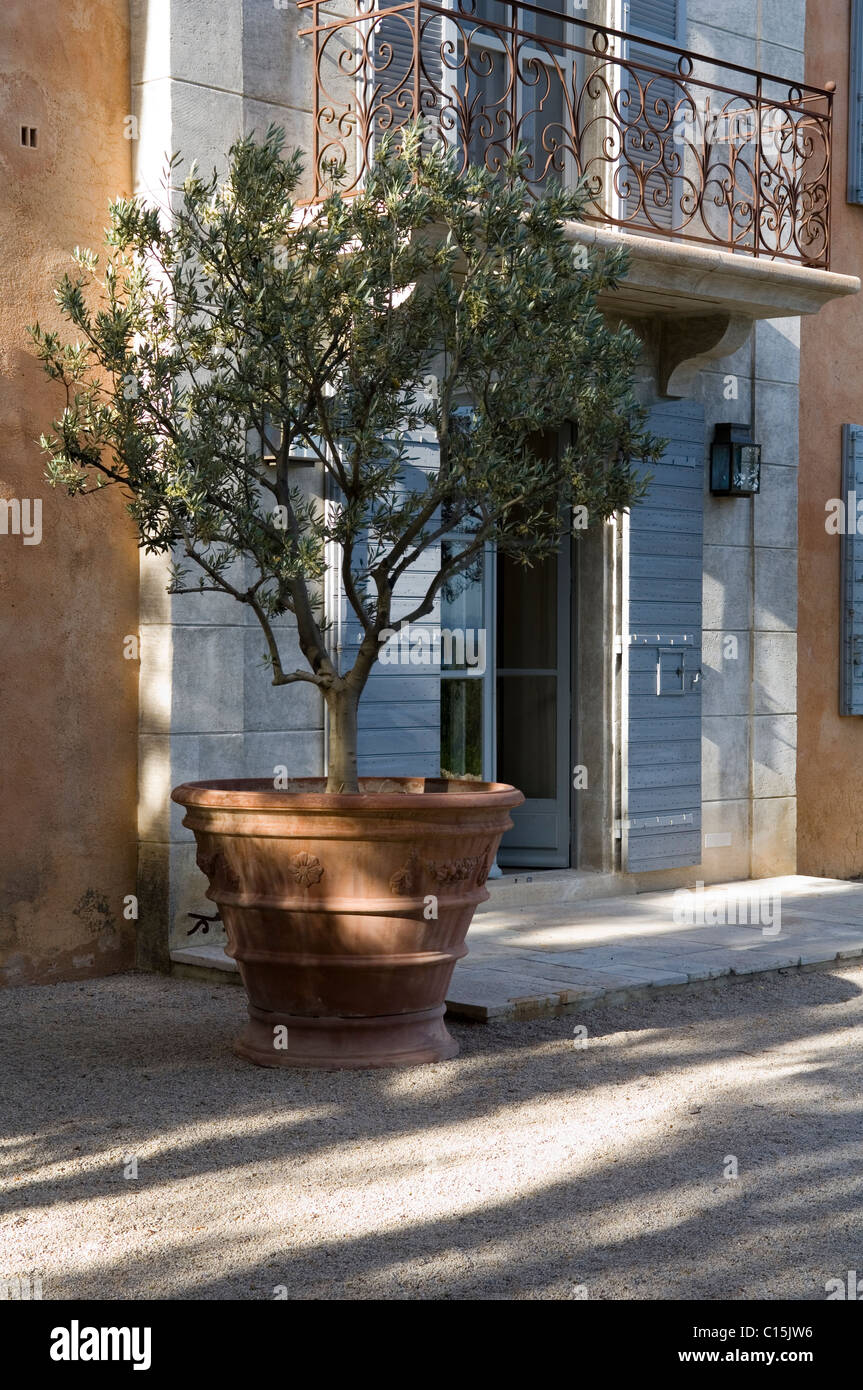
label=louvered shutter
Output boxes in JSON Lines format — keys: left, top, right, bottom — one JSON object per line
{"left": 623, "top": 0, "right": 686, "bottom": 232}
{"left": 623, "top": 398, "right": 704, "bottom": 872}
{"left": 840, "top": 425, "right": 863, "bottom": 713}
{"left": 627, "top": 0, "right": 682, "bottom": 34}
{"left": 849, "top": 1, "right": 863, "bottom": 203}
{"left": 373, "top": 1, "right": 443, "bottom": 146}
{"left": 351, "top": 417, "right": 443, "bottom": 777}
{"left": 340, "top": 5, "right": 446, "bottom": 771}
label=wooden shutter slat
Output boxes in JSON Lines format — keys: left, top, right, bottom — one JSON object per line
{"left": 840, "top": 424, "right": 863, "bottom": 713}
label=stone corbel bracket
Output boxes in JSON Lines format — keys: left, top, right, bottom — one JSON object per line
{"left": 656, "top": 312, "right": 754, "bottom": 399}
{"left": 562, "top": 220, "right": 859, "bottom": 399}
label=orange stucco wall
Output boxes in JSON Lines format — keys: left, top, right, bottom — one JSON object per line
{"left": 0, "top": 2, "right": 139, "bottom": 982}
{"left": 799, "top": 0, "right": 863, "bottom": 875}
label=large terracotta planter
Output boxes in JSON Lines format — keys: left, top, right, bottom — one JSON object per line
{"left": 171, "top": 777, "right": 523, "bottom": 1069}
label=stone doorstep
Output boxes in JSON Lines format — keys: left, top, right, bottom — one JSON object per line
{"left": 169, "top": 941, "right": 863, "bottom": 1024}
{"left": 167, "top": 878, "right": 863, "bottom": 1020}
{"left": 480, "top": 869, "right": 633, "bottom": 911}
{"left": 171, "top": 943, "right": 241, "bottom": 986}
{"left": 446, "top": 950, "right": 863, "bottom": 1020}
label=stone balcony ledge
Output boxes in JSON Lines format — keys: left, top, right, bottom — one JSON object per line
{"left": 568, "top": 221, "right": 860, "bottom": 323}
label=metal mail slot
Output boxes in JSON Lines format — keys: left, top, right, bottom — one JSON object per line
{"left": 657, "top": 646, "right": 687, "bottom": 696}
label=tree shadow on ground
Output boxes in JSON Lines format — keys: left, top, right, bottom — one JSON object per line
{"left": 2, "top": 966, "right": 863, "bottom": 1299}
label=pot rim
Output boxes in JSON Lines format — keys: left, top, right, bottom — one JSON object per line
{"left": 171, "top": 776, "right": 524, "bottom": 812}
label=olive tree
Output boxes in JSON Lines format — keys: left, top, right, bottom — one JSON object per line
{"left": 30, "top": 123, "right": 657, "bottom": 792}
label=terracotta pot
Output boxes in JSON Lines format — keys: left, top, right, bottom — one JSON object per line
{"left": 171, "top": 777, "right": 523, "bottom": 1069}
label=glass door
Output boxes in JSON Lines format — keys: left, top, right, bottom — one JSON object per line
{"left": 440, "top": 540, "right": 495, "bottom": 780}
{"left": 438, "top": 531, "right": 572, "bottom": 866}
{"left": 496, "top": 539, "right": 572, "bottom": 866}
{"left": 454, "top": 0, "right": 581, "bottom": 191}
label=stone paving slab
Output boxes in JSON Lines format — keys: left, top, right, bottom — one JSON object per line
{"left": 170, "top": 875, "right": 863, "bottom": 1023}
{"left": 447, "top": 875, "right": 863, "bottom": 1020}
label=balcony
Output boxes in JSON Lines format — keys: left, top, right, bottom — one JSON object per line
{"left": 298, "top": 0, "right": 835, "bottom": 270}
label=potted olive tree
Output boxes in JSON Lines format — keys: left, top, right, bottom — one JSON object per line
{"left": 30, "top": 125, "right": 655, "bottom": 1068}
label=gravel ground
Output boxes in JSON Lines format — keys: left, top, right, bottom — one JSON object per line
{"left": 2, "top": 965, "right": 863, "bottom": 1300}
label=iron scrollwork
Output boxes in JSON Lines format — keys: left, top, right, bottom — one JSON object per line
{"left": 298, "top": 0, "right": 831, "bottom": 269}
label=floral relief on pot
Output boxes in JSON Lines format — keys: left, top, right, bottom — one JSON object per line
{"left": 196, "top": 850, "right": 241, "bottom": 893}
{"left": 389, "top": 844, "right": 494, "bottom": 895}
{"left": 288, "top": 851, "right": 324, "bottom": 887}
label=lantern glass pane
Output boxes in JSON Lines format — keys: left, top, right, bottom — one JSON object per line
{"left": 711, "top": 442, "right": 731, "bottom": 492}
{"left": 733, "top": 444, "right": 761, "bottom": 493}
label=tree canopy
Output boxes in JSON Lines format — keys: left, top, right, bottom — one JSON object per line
{"left": 30, "top": 122, "right": 658, "bottom": 790}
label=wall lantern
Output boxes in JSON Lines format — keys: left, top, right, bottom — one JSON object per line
{"left": 710, "top": 422, "right": 761, "bottom": 496}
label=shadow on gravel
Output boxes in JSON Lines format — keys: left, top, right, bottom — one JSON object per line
{"left": 2, "top": 966, "right": 862, "bottom": 1299}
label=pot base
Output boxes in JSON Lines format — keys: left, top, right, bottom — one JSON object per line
{"left": 234, "top": 1003, "right": 459, "bottom": 1070}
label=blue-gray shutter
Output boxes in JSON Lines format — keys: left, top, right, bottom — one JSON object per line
{"left": 351, "top": 435, "right": 443, "bottom": 777}
{"left": 840, "top": 424, "right": 863, "bottom": 713}
{"left": 374, "top": 1, "right": 443, "bottom": 145}
{"left": 624, "top": 398, "right": 704, "bottom": 872}
{"left": 849, "top": 1, "right": 863, "bottom": 203}
{"left": 626, "top": 0, "right": 683, "bottom": 38}
{"left": 623, "top": 0, "right": 687, "bottom": 232}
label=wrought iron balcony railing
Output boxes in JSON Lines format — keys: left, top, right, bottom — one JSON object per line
{"left": 297, "top": 0, "right": 833, "bottom": 269}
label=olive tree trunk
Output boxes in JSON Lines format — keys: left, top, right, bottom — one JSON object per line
{"left": 325, "top": 686, "right": 361, "bottom": 794}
